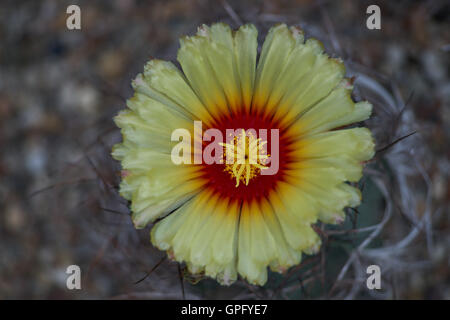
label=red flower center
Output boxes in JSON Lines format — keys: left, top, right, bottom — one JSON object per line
{"left": 199, "top": 109, "right": 292, "bottom": 202}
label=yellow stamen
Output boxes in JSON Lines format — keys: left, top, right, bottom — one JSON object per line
{"left": 219, "top": 129, "right": 269, "bottom": 187}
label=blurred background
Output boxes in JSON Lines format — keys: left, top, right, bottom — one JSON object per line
{"left": 0, "top": 0, "right": 448, "bottom": 299}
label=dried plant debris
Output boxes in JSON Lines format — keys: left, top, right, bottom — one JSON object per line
{"left": 0, "top": 0, "right": 448, "bottom": 299}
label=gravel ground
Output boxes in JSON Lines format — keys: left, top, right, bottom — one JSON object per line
{"left": 0, "top": 0, "right": 448, "bottom": 299}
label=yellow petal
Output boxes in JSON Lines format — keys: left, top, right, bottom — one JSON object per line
{"left": 290, "top": 86, "right": 372, "bottom": 136}
{"left": 253, "top": 24, "right": 296, "bottom": 111}
{"left": 234, "top": 24, "right": 258, "bottom": 111}
{"left": 138, "top": 59, "right": 214, "bottom": 125}
{"left": 291, "top": 127, "right": 375, "bottom": 163}
{"left": 177, "top": 35, "right": 228, "bottom": 119}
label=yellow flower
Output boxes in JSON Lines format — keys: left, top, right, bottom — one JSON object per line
{"left": 112, "top": 23, "right": 375, "bottom": 286}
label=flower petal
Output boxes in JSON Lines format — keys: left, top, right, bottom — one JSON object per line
{"left": 234, "top": 24, "right": 258, "bottom": 112}
{"left": 253, "top": 24, "right": 296, "bottom": 111}
{"left": 289, "top": 85, "right": 372, "bottom": 136}
{"left": 137, "top": 59, "right": 215, "bottom": 125}
{"left": 177, "top": 34, "right": 229, "bottom": 120}
{"left": 290, "top": 127, "right": 375, "bottom": 163}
